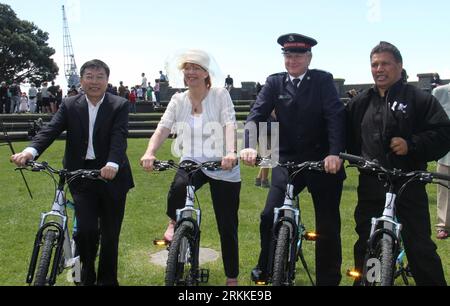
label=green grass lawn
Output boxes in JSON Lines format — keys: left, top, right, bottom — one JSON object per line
{"left": 0, "top": 139, "right": 448, "bottom": 286}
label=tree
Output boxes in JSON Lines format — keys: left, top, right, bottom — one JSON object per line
{"left": 0, "top": 4, "right": 59, "bottom": 85}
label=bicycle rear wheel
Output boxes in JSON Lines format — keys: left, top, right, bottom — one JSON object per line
{"left": 165, "top": 222, "right": 198, "bottom": 286}
{"left": 272, "top": 223, "right": 292, "bottom": 286}
{"left": 34, "top": 230, "right": 57, "bottom": 286}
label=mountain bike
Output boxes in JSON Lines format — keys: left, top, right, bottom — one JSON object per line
{"left": 18, "top": 160, "right": 106, "bottom": 286}
{"left": 253, "top": 158, "right": 323, "bottom": 286}
{"left": 340, "top": 152, "right": 450, "bottom": 286}
{"left": 152, "top": 159, "right": 224, "bottom": 286}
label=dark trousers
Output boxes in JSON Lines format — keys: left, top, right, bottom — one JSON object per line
{"left": 166, "top": 168, "right": 241, "bottom": 278}
{"left": 354, "top": 173, "right": 447, "bottom": 286}
{"left": 0, "top": 97, "right": 9, "bottom": 113}
{"left": 154, "top": 92, "right": 161, "bottom": 105}
{"left": 70, "top": 164, "right": 127, "bottom": 286}
{"left": 258, "top": 166, "right": 343, "bottom": 286}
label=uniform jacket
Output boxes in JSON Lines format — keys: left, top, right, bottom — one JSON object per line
{"left": 346, "top": 80, "right": 450, "bottom": 171}
{"left": 31, "top": 92, "right": 134, "bottom": 192}
{"left": 247, "top": 69, "right": 346, "bottom": 164}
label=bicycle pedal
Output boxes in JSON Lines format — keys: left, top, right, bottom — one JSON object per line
{"left": 153, "top": 238, "right": 170, "bottom": 246}
{"left": 199, "top": 268, "right": 209, "bottom": 283}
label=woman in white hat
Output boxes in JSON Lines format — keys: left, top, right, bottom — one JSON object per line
{"left": 140, "top": 49, "right": 240, "bottom": 286}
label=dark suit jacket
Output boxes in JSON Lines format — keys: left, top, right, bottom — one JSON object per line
{"left": 247, "top": 70, "right": 346, "bottom": 166}
{"left": 31, "top": 92, "right": 134, "bottom": 192}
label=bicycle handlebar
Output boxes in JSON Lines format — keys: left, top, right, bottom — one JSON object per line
{"left": 255, "top": 157, "right": 324, "bottom": 172}
{"left": 339, "top": 152, "right": 450, "bottom": 183}
{"left": 20, "top": 160, "right": 106, "bottom": 182}
{"left": 153, "top": 160, "right": 224, "bottom": 172}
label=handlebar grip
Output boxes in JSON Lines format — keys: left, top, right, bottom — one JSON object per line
{"left": 339, "top": 153, "right": 366, "bottom": 164}
{"left": 432, "top": 171, "right": 450, "bottom": 182}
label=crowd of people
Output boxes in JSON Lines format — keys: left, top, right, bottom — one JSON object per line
{"left": 0, "top": 81, "right": 64, "bottom": 114}
{"left": 0, "top": 70, "right": 170, "bottom": 115}
{"left": 9, "top": 33, "right": 450, "bottom": 287}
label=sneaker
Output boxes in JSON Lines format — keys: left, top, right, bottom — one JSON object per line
{"left": 163, "top": 219, "right": 176, "bottom": 242}
{"left": 436, "top": 229, "right": 449, "bottom": 240}
{"left": 255, "top": 178, "right": 261, "bottom": 186}
{"left": 261, "top": 179, "right": 270, "bottom": 188}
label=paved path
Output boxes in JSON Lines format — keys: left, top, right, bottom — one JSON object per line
{"left": 150, "top": 247, "right": 220, "bottom": 267}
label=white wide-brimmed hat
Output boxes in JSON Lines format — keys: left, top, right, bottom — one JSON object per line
{"left": 177, "top": 49, "right": 211, "bottom": 72}
{"left": 165, "top": 48, "right": 224, "bottom": 89}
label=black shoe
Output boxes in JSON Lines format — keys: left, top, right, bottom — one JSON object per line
{"left": 251, "top": 267, "right": 268, "bottom": 283}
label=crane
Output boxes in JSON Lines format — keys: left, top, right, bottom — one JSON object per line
{"left": 62, "top": 5, "right": 80, "bottom": 88}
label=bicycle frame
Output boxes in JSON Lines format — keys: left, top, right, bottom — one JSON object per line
{"left": 154, "top": 160, "right": 225, "bottom": 285}
{"left": 340, "top": 152, "right": 450, "bottom": 286}
{"left": 26, "top": 175, "right": 79, "bottom": 285}
{"left": 22, "top": 161, "right": 103, "bottom": 286}
{"left": 262, "top": 159, "right": 322, "bottom": 286}
{"left": 174, "top": 184, "right": 201, "bottom": 275}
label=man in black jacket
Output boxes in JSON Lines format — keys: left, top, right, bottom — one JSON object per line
{"left": 11, "top": 59, "right": 134, "bottom": 286}
{"left": 346, "top": 41, "right": 450, "bottom": 285}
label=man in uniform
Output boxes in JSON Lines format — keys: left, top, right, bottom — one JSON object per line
{"left": 241, "top": 33, "right": 346, "bottom": 285}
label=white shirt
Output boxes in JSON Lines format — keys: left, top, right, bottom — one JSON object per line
{"left": 288, "top": 71, "right": 307, "bottom": 87}
{"left": 158, "top": 87, "right": 240, "bottom": 182}
{"left": 25, "top": 94, "right": 119, "bottom": 170}
{"left": 85, "top": 95, "right": 103, "bottom": 160}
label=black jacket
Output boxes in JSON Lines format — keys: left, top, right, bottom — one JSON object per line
{"left": 346, "top": 80, "right": 450, "bottom": 171}
{"left": 31, "top": 92, "right": 134, "bottom": 192}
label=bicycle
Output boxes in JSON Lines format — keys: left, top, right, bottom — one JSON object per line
{"left": 340, "top": 152, "right": 450, "bottom": 286}
{"left": 152, "top": 159, "right": 225, "bottom": 286}
{"left": 18, "top": 160, "right": 106, "bottom": 286}
{"left": 252, "top": 158, "right": 324, "bottom": 286}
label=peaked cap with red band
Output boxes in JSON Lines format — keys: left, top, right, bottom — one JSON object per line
{"left": 277, "top": 33, "right": 318, "bottom": 53}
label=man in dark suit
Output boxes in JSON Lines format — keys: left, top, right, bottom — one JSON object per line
{"left": 11, "top": 59, "right": 134, "bottom": 286}
{"left": 241, "top": 33, "right": 346, "bottom": 285}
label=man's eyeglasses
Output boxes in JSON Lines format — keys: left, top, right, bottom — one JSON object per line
{"left": 82, "top": 74, "right": 107, "bottom": 82}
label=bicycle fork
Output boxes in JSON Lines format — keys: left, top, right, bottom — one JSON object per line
{"left": 364, "top": 192, "right": 402, "bottom": 284}
{"left": 270, "top": 184, "right": 299, "bottom": 285}
{"left": 175, "top": 185, "right": 208, "bottom": 284}
{"left": 26, "top": 188, "right": 78, "bottom": 285}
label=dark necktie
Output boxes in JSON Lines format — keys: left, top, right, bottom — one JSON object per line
{"left": 292, "top": 78, "right": 300, "bottom": 88}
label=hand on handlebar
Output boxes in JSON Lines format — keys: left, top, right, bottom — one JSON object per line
{"left": 324, "top": 155, "right": 342, "bottom": 174}
{"left": 140, "top": 153, "right": 157, "bottom": 172}
{"left": 10, "top": 151, "right": 33, "bottom": 167}
{"left": 239, "top": 148, "right": 258, "bottom": 166}
{"left": 222, "top": 152, "right": 237, "bottom": 170}
{"left": 100, "top": 165, "right": 118, "bottom": 180}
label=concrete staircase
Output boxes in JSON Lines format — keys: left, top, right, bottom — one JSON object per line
{"left": 0, "top": 100, "right": 253, "bottom": 141}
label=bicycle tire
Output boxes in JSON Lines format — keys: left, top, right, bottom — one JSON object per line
{"left": 272, "top": 223, "right": 291, "bottom": 286}
{"left": 34, "top": 230, "right": 57, "bottom": 286}
{"left": 165, "top": 222, "right": 197, "bottom": 286}
{"left": 378, "top": 238, "right": 394, "bottom": 286}
{"left": 367, "top": 238, "right": 394, "bottom": 286}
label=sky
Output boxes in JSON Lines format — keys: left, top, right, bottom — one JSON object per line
{"left": 2, "top": 0, "right": 450, "bottom": 91}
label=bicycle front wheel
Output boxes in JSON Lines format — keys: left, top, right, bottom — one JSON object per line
{"left": 165, "top": 222, "right": 197, "bottom": 286}
{"left": 366, "top": 238, "right": 394, "bottom": 286}
{"left": 34, "top": 230, "right": 57, "bottom": 286}
{"left": 272, "top": 223, "right": 292, "bottom": 286}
